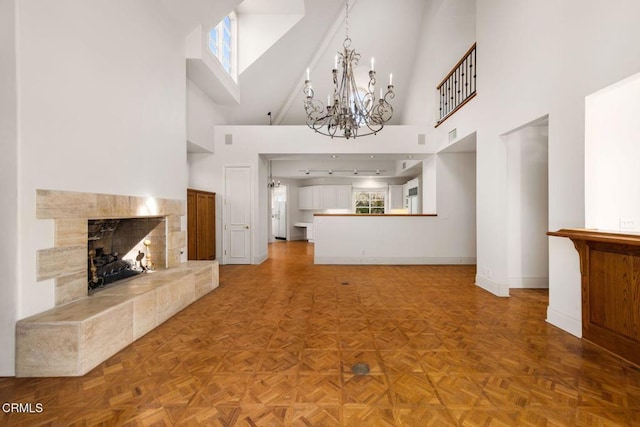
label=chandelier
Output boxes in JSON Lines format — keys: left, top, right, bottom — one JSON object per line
{"left": 303, "top": 0, "right": 394, "bottom": 139}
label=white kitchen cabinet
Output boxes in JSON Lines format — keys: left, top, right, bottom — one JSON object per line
{"left": 336, "top": 185, "right": 352, "bottom": 209}
{"left": 312, "top": 186, "right": 322, "bottom": 209}
{"left": 298, "top": 186, "right": 313, "bottom": 210}
{"left": 299, "top": 185, "right": 353, "bottom": 210}
{"left": 321, "top": 185, "right": 337, "bottom": 208}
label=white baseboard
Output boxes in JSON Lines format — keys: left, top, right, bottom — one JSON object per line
{"left": 508, "top": 276, "right": 549, "bottom": 289}
{"left": 314, "top": 257, "right": 362, "bottom": 264}
{"left": 475, "top": 274, "right": 510, "bottom": 297}
{"left": 314, "top": 256, "right": 476, "bottom": 265}
{"left": 254, "top": 253, "right": 268, "bottom": 264}
{"left": 546, "top": 307, "right": 581, "bottom": 337}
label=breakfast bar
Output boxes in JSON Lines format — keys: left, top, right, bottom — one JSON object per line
{"left": 313, "top": 213, "right": 476, "bottom": 265}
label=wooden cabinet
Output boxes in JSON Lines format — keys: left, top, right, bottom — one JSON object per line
{"left": 548, "top": 228, "right": 640, "bottom": 366}
{"left": 187, "top": 189, "right": 216, "bottom": 260}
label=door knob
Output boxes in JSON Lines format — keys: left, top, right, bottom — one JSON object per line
{"left": 245, "top": 225, "right": 250, "bottom": 229}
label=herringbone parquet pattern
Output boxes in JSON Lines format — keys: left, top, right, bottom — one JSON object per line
{"left": 2, "top": 241, "right": 640, "bottom": 426}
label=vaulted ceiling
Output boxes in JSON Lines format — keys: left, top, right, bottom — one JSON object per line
{"left": 162, "top": 0, "right": 428, "bottom": 127}
{"left": 161, "top": 0, "right": 454, "bottom": 179}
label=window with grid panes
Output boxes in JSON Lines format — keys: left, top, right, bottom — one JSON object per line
{"left": 208, "top": 14, "right": 235, "bottom": 76}
{"left": 354, "top": 191, "right": 386, "bottom": 214}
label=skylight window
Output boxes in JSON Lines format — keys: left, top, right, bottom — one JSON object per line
{"left": 208, "top": 13, "right": 236, "bottom": 80}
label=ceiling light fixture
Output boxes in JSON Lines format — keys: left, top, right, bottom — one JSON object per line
{"left": 267, "top": 160, "right": 280, "bottom": 188}
{"left": 299, "top": 168, "right": 386, "bottom": 175}
{"left": 303, "top": 0, "right": 394, "bottom": 139}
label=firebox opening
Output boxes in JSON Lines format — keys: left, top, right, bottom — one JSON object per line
{"left": 87, "top": 217, "right": 166, "bottom": 292}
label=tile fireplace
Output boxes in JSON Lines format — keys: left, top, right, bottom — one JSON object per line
{"left": 16, "top": 189, "right": 219, "bottom": 377}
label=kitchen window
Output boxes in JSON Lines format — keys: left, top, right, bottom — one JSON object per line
{"left": 354, "top": 191, "right": 386, "bottom": 214}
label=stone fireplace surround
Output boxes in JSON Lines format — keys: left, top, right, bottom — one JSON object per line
{"left": 15, "top": 190, "right": 219, "bottom": 377}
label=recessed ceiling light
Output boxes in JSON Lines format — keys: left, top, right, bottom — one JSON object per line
{"left": 369, "top": 155, "right": 375, "bottom": 159}
{"left": 331, "top": 155, "right": 338, "bottom": 159}
{"left": 407, "top": 155, "right": 413, "bottom": 159}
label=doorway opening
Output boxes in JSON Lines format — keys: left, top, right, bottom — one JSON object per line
{"left": 271, "top": 185, "right": 287, "bottom": 241}
{"left": 504, "top": 115, "right": 549, "bottom": 289}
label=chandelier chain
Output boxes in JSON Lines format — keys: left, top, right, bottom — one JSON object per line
{"left": 345, "top": 0, "right": 349, "bottom": 40}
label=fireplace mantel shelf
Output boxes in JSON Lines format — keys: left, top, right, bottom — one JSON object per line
{"left": 16, "top": 261, "right": 219, "bottom": 377}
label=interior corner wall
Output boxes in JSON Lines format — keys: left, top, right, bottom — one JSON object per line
{"left": 422, "top": 156, "right": 437, "bottom": 213}
{"left": 506, "top": 125, "right": 549, "bottom": 289}
{"left": 0, "top": 0, "right": 19, "bottom": 376}
{"left": 404, "top": 0, "right": 640, "bottom": 334}
{"left": 206, "top": 125, "right": 424, "bottom": 264}
{"left": 12, "top": 0, "right": 189, "bottom": 374}
{"left": 402, "top": 0, "right": 476, "bottom": 131}
{"left": 482, "top": 0, "right": 640, "bottom": 332}
{"left": 187, "top": 78, "right": 229, "bottom": 153}
{"left": 285, "top": 180, "right": 305, "bottom": 241}
{"left": 435, "top": 153, "right": 476, "bottom": 260}
{"left": 257, "top": 156, "right": 268, "bottom": 263}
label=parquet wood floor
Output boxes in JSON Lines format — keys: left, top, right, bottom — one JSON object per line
{"left": 2, "top": 241, "right": 640, "bottom": 426}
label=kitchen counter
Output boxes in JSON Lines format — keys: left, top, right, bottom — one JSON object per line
{"left": 314, "top": 214, "right": 437, "bottom": 217}
{"left": 313, "top": 214, "right": 474, "bottom": 265}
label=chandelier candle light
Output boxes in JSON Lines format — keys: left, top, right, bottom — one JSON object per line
{"left": 303, "top": 0, "right": 394, "bottom": 139}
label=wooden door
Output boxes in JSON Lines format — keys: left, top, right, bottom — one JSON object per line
{"left": 187, "top": 189, "right": 216, "bottom": 261}
{"left": 196, "top": 192, "right": 215, "bottom": 260}
{"left": 187, "top": 190, "right": 198, "bottom": 260}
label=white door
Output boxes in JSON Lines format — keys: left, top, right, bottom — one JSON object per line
{"left": 224, "top": 166, "right": 252, "bottom": 264}
{"left": 275, "top": 201, "right": 287, "bottom": 238}
{"left": 271, "top": 186, "right": 287, "bottom": 240}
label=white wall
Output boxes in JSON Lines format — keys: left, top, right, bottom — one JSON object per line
{"left": 585, "top": 72, "right": 640, "bottom": 231}
{"left": 403, "top": 0, "right": 640, "bottom": 335}
{"left": 435, "top": 153, "right": 476, "bottom": 259}
{"left": 188, "top": 125, "right": 427, "bottom": 262}
{"left": 403, "top": 0, "right": 476, "bottom": 133}
{"left": 238, "top": 12, "right": 304, "bottom": 74}
{"left": 422, "top": 156, "right": 437, "bottom": 213}
{"left": 506, "top": 124, "right": 549, "bottom": 289}
{"left": 257, "top": 155, "right": 269, "bottom": 262}
{"left": 314, "top": 215, "right": 475, "bottom": 264}
{"left": 187, "top": 78, "right": 229, "bottom": 152}
{"left": 0, "top": 0, "right": 19, "bottom": 376}
{"left": 3, "top": 0, "right": 191, "bottom": 375}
